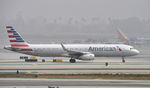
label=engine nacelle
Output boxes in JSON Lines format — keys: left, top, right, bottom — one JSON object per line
{"left": 78, "top": 53, "right": 95, "bottom": 60}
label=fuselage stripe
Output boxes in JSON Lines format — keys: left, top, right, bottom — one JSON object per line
{"left": 20, "top": 49, "right": 32, "bottom": 51}
{"left": 11, "top": 44, "right": 29, "bottom": 47}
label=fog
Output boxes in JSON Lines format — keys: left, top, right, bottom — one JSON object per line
{"left": 1, "top": 0, "right": 150, "bottom": 19}
{"left": 0, "top": 0, "right": 150, "bottom": 47}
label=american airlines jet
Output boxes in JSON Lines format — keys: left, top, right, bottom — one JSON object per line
{"left": 4, "top": 26, "right": 139, "bottom": 63}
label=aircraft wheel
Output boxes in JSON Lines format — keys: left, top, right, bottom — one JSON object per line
{"left": 122, "top": 57, "right": 125, "bottom": 63}
{"left": 70, "top": 59, "right": 76, "bottom": 63}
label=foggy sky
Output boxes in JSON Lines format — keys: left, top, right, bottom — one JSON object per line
{"left": 0, "top": 0, "right": 150, "bottom": 20}
{"left": 0, "top": 0, "right": 150, "bottom": 47}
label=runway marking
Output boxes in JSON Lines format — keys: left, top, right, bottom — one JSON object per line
{"left": 32, "top": 63, "right": 37, "bottom": 66}
{"left": 1, "top": 68, "right": 150, "bottom": 70}
{"left": 26, "top": 71, "right": 32, "bottom": 74}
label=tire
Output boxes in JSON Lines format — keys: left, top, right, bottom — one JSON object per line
{"left": 122, "top": 59, "right": 125, "bottom": 63}
{"left": 70, "top": 59, "right": 76, "bottom": 63}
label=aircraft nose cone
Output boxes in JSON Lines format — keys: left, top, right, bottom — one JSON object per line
{"left": 133, "top": 49, "right": 140, "bottom": 55}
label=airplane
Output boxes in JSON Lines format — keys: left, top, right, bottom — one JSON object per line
{"left": 117, "top": 28, "right": 150, "bottom": 44}
{"left": 4, "top": 26, "right": 139, "bottom": 63}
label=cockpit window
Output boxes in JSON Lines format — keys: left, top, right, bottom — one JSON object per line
{"left": 130, "top": 48, "right": 133, "bottom": 50}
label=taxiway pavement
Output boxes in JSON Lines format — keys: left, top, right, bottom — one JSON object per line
{"left": 0, "top": 78, "right": 150, "bottom": 87}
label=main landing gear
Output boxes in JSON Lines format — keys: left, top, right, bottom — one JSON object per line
{"left": 70, "top": 58, "right": 76, "bottom": 63}
{"left": 122, "top": 57, "right": 125, "bottom": 63}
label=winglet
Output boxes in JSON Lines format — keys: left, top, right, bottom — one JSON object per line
{"left": 61, "top": 43, "right": 68, "bottom": 51}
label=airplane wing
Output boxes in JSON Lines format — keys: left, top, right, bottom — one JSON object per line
{"left": 61, "top": 43, "right": 88, "bottom": 57}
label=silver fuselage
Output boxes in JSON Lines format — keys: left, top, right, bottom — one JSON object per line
{"left": 5, "top": 44, "right": 139, "bottom": 57}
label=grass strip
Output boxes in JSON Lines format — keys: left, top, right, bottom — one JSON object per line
{"left": 0, "top": 73, "right": 150, "bottom": 80}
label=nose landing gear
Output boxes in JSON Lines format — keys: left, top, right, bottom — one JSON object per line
{"left": 122, "top": 57, "right": 125, "bottom": 63}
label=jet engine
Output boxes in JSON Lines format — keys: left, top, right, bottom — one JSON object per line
{"left": 78, "top": 53, "right": 95, "bottom": 60}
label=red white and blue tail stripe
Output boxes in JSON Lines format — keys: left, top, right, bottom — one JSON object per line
{"left": 6, "top": 26, "right": 29, "bottom": 47}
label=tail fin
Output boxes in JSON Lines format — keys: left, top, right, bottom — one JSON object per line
{"left": 117, "top": 28, "right": 130, "bottom": 45}
{"left": 6, "top": 26, "right": 29, "bottom": 47}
